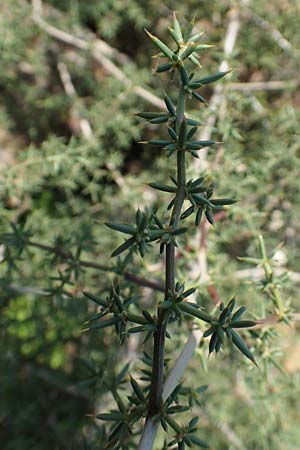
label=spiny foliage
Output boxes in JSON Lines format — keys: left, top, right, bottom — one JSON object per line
{"left": 1, "top": 2, "right": 299, "bottom": 450}
{"left": 78, "top": 14, "right": 259, "bottom": 449}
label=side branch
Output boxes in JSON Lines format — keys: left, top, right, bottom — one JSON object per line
{"left": 27, "top": 239, "right": 164, "bottom": 291}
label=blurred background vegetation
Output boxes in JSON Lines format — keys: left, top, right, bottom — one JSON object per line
{"left": 0, "top": 1, "right": 299, "bottom": 449}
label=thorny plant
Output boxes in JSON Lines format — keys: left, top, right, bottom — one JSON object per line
{"left": 0, "top": 12, "right": 293, "bottom": 450}
{"left": 84, "top": 14, "right": 259, "bottom": 450}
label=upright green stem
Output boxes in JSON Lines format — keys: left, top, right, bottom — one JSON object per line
{"left": 175, "top": 84, "right": 186, "bottom": 131}
{"left": 148, "top": 83, "right": 186, "bottom": 417}
{"left": 273, "top": 287, "right": 285, "bottom": 317}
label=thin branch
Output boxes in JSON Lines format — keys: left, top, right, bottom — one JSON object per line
{"left": 57, "top": 61, "right": 93, "bottom": 139}
{"left": 35, "top": 0, "right": 132, "bottom": 66}
{"left": 6, "top": 283, "right": 50, "bottom": 296}
{"left": 31, "top": 0, "right": 164, "bottom": 109}
{"left": 123, "top": 272, "right": 163, "bottom": 292}
{"left": 190, "top": 7, "right": 241, "bottom": 286}
{"left": 235, "top": 267, "right": 300, "bottom": 282}
{"left": 229, "top": 79, "right": 300, "bottom": 91}
{"left": 32, "top": 0, "right": 88, "bottom": 50}
{"left": 194, "top": 7, "right": 240, "bottom": 172}
{"left": 201, "top": 406, "right": 247, "bottom": 450}
{"left": 57, "top": 61, "right": 77, "bottom": 97}
{"left": 27, "top": 239, "right": 164, "bottom": 291}
{"left": 241, "top": 5, "right": 294, "bottom": 53}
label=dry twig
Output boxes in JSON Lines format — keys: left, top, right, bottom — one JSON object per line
{"left": 31, "top": 0, "right": 164, "bottom": 109}
{"left": 241, "top": 5, "right": 294, "bottom": 53}
{"left": 57, "top": 61, "right": 93, "bottom": 139}
{"left": 229, "top": 79, "right": 300, "bottom": 91}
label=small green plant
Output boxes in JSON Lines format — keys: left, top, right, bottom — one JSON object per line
{"left": 83, "top": 14, "right": 259, "bottom": 450}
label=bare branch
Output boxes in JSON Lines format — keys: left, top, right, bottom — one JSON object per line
{"left": 202, "top": 407, "right": 247, "bottom": 450}
{"left": 31, "top": 0, "right": 164, "bottom": 109}
{"left": 189, "top": 7, "right": 241, "bottom": 285}
{"left": 194, "top": 7, "right": 240, "bottom": 171}
{"left": 57, "top": 61, "right": 77, "bottom": 97}
{"left": 27, "top": 239, "right": 164, "bottom": 291}
{"left": 57, "top": 61, "right": 93, "bottom": 139}
{"left": 6, "top": 283, "right": 50, "bottom": 296}
{"left": 241, "top": 5, "right": 294, "bottom": 53}
{"left": 32, "top": 0, "right": 88, "bottom": 50}
{"left": 229, "top": 79, "right": 300, "bottom": 91}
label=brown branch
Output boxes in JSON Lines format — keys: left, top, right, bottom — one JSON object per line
{"left": 207, "top": 285, "right": 221, "bottom": 305}
{"left": 27, "top": 239, "right": 164, "bottom": 291}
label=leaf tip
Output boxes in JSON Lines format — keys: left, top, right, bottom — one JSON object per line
{"left": 144, "top": 28, "right": 154, "bottom": 40}
{"left": 252, "top": 358, "right": 260, "bottom": 369}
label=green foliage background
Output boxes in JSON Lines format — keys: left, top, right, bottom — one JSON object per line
{"left": 0, "top": 1, "right": 299, "bottom": 449}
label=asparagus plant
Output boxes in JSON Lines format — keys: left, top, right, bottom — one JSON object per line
{"left": 0, "top": 6, "right": 292, "bottom": 450}
{"left": 80, "top": 14, "right": 261, "bottom": 450}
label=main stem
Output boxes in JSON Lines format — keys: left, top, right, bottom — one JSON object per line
{"left": 148, "top": 84, "right": 186, "bottom": 417}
